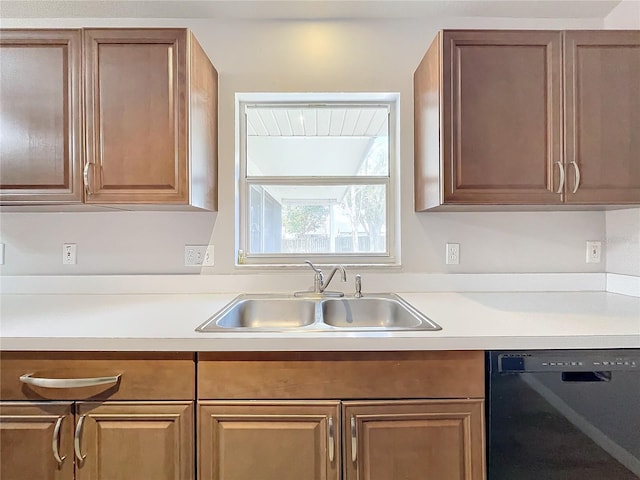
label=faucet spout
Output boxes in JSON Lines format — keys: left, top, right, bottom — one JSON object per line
{"left": 320, "top": 265, "right": 347, "bottom": 293}
{"left": 295, "top": 261, "right": 347, "bottom": 298}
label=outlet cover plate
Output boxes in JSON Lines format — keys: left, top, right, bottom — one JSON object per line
{"left": 446, "top": 243, "right": 460, "bottom": 265}
{"left": 185, "top": 245, "right": 207, "bottom": 266}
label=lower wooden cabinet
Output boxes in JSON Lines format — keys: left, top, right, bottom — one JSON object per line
{"left": 0, "top": 401, "right": 193, "bottom": 480}
{"left": 198, "top": 399, "right": 484, "bottom": 480}
{"left": 0, "top": 352, "right": 196, "bottom": 480}
{"left": 344, "top": 400, "right": 485, "bottom": 480}
{"left": 197, "top": 351, "right": 486, "bottom": 480}
{"left": 76, "top": 402, "right": 193, "bottom": 480}
{"left": 199, "top": 401, "right": 340, "bottom": 480}
{"left": 0, "top": 402, "right": 75, "bottom": 480}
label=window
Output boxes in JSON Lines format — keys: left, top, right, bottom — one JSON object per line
{"left": 236, "top": 93, "right": 399, "bottom": 266}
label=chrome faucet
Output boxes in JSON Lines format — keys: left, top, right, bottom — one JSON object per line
{"left": 295, "top": 260, "right": 347, "bottom": 297}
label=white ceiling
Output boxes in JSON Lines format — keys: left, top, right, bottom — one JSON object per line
{"left": 247, "top": 107, "right": 388, "bottom": 137}
{"left": 0, "top": 0, "right": 623, "bottom": 20}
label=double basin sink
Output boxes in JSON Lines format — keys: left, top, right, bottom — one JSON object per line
{"left": 196, "top": 293, "right": 442, "bottom": 332}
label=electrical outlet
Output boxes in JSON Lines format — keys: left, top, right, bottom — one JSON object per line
{"left": 184, "top": 245, "right": 207, "bottom": 266}
{"left": 63, "top": 243, "right": 77, "bottom": 265}
{"left": 203, "top": 245, "right": 214, "bottom": 266}
{"left": 446, "top": 243, "right": 460, "bottom": 265}
{"left": 586, "top": 241, "right": 602, "bottom": 263}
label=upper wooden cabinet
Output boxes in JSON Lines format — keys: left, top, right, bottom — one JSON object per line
{"left": 0, "top": 29, "right": 83, "bottom": 205}
{"left": 564, "top": 31, "right": 640, "bottom": 204}
{"left": 414, "top": 29, "right": 640, "bottom": 210}
{"left": 0, "top": 28, "right": 218, "bottom": 211}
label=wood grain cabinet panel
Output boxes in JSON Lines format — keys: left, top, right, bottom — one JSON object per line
{"left": 199, "top": 401, "right": 340, "bottom": 480}
{"left": 0, "top": 353, "right": 196, "bottom": 480}
{"left": 1, "top": 28, "right": 218, "bottom": 211}
{"left": 344, "top": 400, "right": 485, "bottom": 480}
{"left": 415, "top": 30, "right": 562, "bottom": 209}
{"left": 0, "top": 29, "right": 83, "bottom": 205}
{"left": 0, "top": 402, "right": 74, "bottom": 480}
{"left": 75, "top": 402, "right": 193, "bottom": 480}
{"left": 83, "top": 29, "right": 218, "bottom": 210}
{"left": 564, "top": 30, "right": 640, "bottom": 204}
{"left": 197, "top": 352, "right": 486, "bottom": 479}
{"left": 415, "top": 29, "right": 640, "bottom": 210}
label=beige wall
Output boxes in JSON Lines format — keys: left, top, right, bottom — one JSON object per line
{"left": 604, "top": 0, "right": 640, "bottom": 28}
{"left": 604, "top": 1, "right": 640, "bottom": 277}
{"left": 0, "top": 14, "right": 619, "bottom": 277}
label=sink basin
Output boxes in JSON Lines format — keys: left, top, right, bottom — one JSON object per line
{"left": 196, "top": 296, "right": 316, "bottom": 331}
{"left": 321, "top": 296, "right": 440, "bottom": 330}
{"left": 196, "top": 293, "right": 441, "bottom": 332}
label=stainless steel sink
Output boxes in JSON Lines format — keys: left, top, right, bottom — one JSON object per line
{"left": 196, "top": 296, "right": 316, "bottom": 330}
{"left": 321, "top": 296, "right": 440, "bottom": 330}
{"left": 196, "top": 293, "right": 441, "bottom": 332}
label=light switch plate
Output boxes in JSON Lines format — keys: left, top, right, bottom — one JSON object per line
{"left": 63, "top": 243, "right": 77, "bottom": 265}
{"left": 586, "top": 241, "right": 602, "bottom": 263}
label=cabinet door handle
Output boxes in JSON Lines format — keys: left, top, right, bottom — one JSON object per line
{"left": 570, "top": 161, "right": 581, "bottom": 194}
{"left": 555, "top": 161, "right": 565, "bottom": 194}
{"left": 20, "top": 373, "right": 121, "bottom": 389}
{"left": 83, "top": 163, "right": 92, "bottom": 195}
{"left": 74, "top": 415, "right": 87, "bottom": 465}
{"left": 52, "top": 416, "right": 66, "bottom": 468}
{"left": 328, "top": 416, "right": 335, "bottom": 463}
{"left": 350, "top": 416, "right": 357, "bottom": 463}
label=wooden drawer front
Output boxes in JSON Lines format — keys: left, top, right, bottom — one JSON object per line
{"left": 198, "top": 351, "right": 484, "bottom": 400}
{"left": 0, "top": 352, "right": 195, "bottom": 401}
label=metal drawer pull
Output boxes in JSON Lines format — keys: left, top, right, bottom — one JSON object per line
{"left": 555, "top": 161, "right": 565, "bottom": 194}
{"left": 52, "top": 416, "right": 66, "bottom": 468}
{"left": 20, "top": 373, "right": 121, "bottom": 389}
{"left": 351, "top": 416, "right": 357, "bottom": 463}
{"left": 74, "top": 415, "right": 87, "bottom": 465}
{"left": 570, "top": 161, "right": 581, "bottom": 194}
{"left": 328, "top": 416, "right": 335, "bottom": 463}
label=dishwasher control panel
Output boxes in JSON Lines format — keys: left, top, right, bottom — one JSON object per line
{"left": 497, "top": 351, "right": 639, "bottom": 373}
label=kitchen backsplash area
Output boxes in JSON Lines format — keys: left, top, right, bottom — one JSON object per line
{"left": 0, "top": 4, "right": 638, "bottom": 281}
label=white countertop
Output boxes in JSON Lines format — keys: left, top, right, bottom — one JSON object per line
{"left": 1, "top": 291, "right": 639, "bottom": 351}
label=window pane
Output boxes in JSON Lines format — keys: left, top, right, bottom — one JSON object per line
{"left": 247, "top": 184, "right": 387, "bottom": 255}
{"left": 246, "top": 106, "right": 389, "bottom": 177}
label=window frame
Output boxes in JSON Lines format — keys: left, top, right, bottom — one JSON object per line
{"left": 235, "top": 92, "right": 400, "bottom": 268}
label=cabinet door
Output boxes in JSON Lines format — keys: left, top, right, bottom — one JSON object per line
{"left": 83, "top": 29, "right": 188, "bottom": 205}
{"left": 75, "top": 401, "right": 193, "bottom": 480}
{"left": 0, "top": 402, "right": 74, "bottom": 480}
{"left": 442, "top": 30, "right": 562, "bottom": 204}
{"left": 0, "top": 30, "right": 83, "bottom": 205}
{"left": 199, "top": 401, "right": 341, "bottom": 480}
{"left": 344, "top": 400, "right": 485, "bottom": 480}
{"left": 564, "top": 31, "right": 640, "bottom": 204}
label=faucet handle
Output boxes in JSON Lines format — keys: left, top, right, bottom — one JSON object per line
{"left": 305, "top": 260, "right": 323, "bottom": 274}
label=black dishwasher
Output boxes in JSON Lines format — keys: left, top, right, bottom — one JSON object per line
{"left": 487, "top": 350, "right": 640, "bottom": 480}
